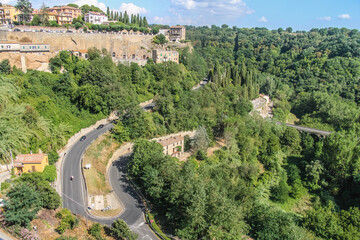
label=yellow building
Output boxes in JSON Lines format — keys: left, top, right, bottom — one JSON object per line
{"left": 14, "top": 153, "right": 49, "bottom": 175}
{"left": 0, "top": 5, "right": 21, "bottom": 25}
{"left": 47, "top": 5, "right": 82, "bottom": 25}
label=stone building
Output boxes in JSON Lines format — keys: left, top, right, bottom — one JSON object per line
{"left": 0, "top": 42, "right": 50, "bottom": 52}
{"left": 84, "top": 11, "right": 108, "bottom": 25}
{"left": 169, "top": 26, "right": 186, "bottom": 42}
{"left": 158, "top": 136, "right": 184, "bottom": 158}
{"left": 152, "top": 49, "right": 179, "bottom": 64}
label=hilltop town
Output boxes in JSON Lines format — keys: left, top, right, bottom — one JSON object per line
{"left": 0, "top": 2, "right": 187, "bottom": 71}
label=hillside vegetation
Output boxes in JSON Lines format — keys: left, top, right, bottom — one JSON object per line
{"left": 1, "top": 26, "right": 360, "bottom": 239}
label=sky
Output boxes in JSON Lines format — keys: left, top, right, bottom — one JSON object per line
{"left": 2, "top": 0, "right": 359, "bottom": 30}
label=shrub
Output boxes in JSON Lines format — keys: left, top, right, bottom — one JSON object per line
{"left": 42, "top": 165, "right": 57, "bottom": 182}
{"left": 1, "top": 181, "right": 10, "bottom": 192}
{"left": 88, "top": 223, "right": 104, "bottom": 240}
{"left": 111, "top": 219, "right": 138, "bottom": 240}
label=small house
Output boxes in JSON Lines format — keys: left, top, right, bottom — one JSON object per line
{"left": 158, "top": 135, "right": 184, "bottom": 158}
{"left": 14, "top": 153, "right": 49, "bottom": 175}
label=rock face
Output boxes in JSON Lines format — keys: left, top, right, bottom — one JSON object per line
{"left": 5, "top": 31, "right": 154, "bottom": 59}
{"left": 0, "top": 31, "right": 155, "bottom": 71}
{"left": 0, "top": 52, "right": 55, "bottom": 72}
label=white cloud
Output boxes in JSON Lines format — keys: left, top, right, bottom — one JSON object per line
{"left": 317, "top": 16, "right": 331, "bottom": 21}
{"left": 338, "top": 13, "right": 351, "bottom": 19}
{"left": 153, "top": 16, "right": 171, "bottom": 25}
{"left": 118, "top": 3, "right": 147, "bottom": 15}
{"left": 170, "top": 0, "right": 254, "bottom": 25}
{"left": 74, "top": 0, "right": 107, "bottom": 12}
{"left": 258, "top": 16, "right": 267, "bottom": 23}
{"left": 1, "top": 0, "right": 15, "bottom": 4}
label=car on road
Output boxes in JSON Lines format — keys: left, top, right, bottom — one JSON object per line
{"left": 97, "top": 124, "right": 104, "bottom": 130}
{"left": 80, "top": 136, "right": 86, "bottom": 141}
{"left": 14, "top": 28, "right": 21, "bottom": 32}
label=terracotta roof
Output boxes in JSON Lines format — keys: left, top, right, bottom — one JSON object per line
{"left": 170, "top": 26, "right": 185, "bottom": 29}
{"left": 158, "top": 136, "right": 184, "bottom": 147}
{"left": 76, "top": 50, "right": 88, "bottom": 53}
{"left": 15, "top": 153, "right": 47, "bottom": 164}
{"left": 48, "top": 6, "right": 80, "bottom": 10}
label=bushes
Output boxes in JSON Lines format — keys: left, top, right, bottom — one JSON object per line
{"left": 42, "top": 165, "right": 57, "bottom": 182}
{"left": 56, "top": 209, "right": 79, "bottom": 234}
{"left": 88, "top": 223, "right": 105, "bottom": 240}
{"left": 110, "top": 219, "right": 138, "bottom": 240}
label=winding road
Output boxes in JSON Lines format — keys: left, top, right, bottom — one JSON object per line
{"left": 61, "top": 78, "right": 331, "bottom": 240}
{"left": 61, "top": 122, "right": 158, "bottom": 239}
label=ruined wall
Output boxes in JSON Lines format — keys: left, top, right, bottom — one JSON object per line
{"left": 4, "top": 31, "right": 154, "bottom": 58}
{"left": 0, "top": 31, "right": 154, "bottom": 70}
{"left": 0, "top": 52, "right": 56, "bottom": 72}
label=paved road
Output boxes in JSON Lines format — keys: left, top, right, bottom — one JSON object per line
{"left": 276, "top": 122, "right": 332, "bottom": 136}
{"left": 61, "top": 123, "right": 158, "bottom": 239}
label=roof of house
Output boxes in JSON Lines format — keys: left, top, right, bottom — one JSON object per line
{"left": 48, "top": 6, "right": 80, "bottom": 10}
{"left": 86, "top": 11, "right": 106, "bottom": 16}
{"left": 170, "top": 26, "right": 185, "bottom": 29}
{"left": 15, "top": 153, "right": 47, "bottom": 164}
{"left": 76, "top": 49, "right": 88, "bottom": 53}
{"left": 158, "top": 136, "right": 184, "bottom": 147}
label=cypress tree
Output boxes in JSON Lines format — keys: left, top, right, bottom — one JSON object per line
{"left": 110, "top": 10, "right": 114, "bottom": 20}
{"left": 143, "top": 17, "right": 148, "bottom": 27}
{"left": 119, "top": 12, "right": 123, "bottom": 22}
{"left": 106, "top": 7, "right": 110, "bottom": 17}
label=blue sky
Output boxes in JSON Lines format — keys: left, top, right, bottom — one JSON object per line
{"left": 2, "top": 0, "right": 359, "bottom": 30}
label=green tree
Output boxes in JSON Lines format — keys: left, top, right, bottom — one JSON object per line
{"left": 191, "top": 126, "right": 210, "bottom": 151}
{"left": 111, "top": 219, "right": 138, "bottom": 240}
{"left": 74, "top": 22, "right": 82, "bottom": 30}
{"left": 4, "top": 183, "right": 42, "bottom": 226}
{"left": 0, "top": 59, "right": 11, "bottom": 74}
{"left": 112, "top": 121, "right": 130, "bottom": 143}
{"left": 15, "top": 0, "right": 33, "bottom": 22}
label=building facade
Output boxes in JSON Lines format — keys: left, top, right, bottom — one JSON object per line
{"left": 14, "top": 153, "right": 49, "bottom": 175}
{"left": 152, "top": 49, "right": 179, "bottom": 64}
{"left": 158, "top": 136, "right": 184, "bottom": 158}
{"left": 84, "top": 11, "right": 108, "bottom": 25}
{"left": 169, "top": 26, "right": 186, "bottom": 42}
{"left": 0, "top": 5, "right": 21, "bottom": 25}
{"left": 0, "top": 42, "right": 50, "bottom": 52}
{"left": 46, "top": 6, "right": 81, "bottom": 25}
{"left": 47, "top": 6, "right": 81, "bottom": 19}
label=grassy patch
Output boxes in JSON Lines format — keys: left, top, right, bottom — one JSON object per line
{"left": 83, "top": 133, "right": 120, "bottom": 196}
{"left": 148, "top": 212, "right": 171, "bottom": 240}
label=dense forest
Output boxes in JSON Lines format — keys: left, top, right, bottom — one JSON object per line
{"left": 1, "top": 26, "right": 360, "bottom": 239}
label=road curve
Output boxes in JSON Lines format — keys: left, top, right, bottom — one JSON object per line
{"left": 61, "top": 123, "right": 158, "bottom": 239}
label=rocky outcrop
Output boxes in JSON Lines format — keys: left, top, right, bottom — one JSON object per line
{"left": 0, "top": 52, "right": 55, "bottom": 71}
